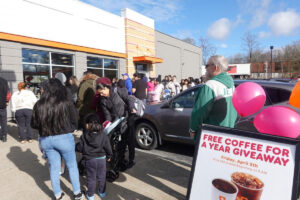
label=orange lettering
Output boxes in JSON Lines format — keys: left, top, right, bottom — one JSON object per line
{"left": 219, "top": 196, "right": 226, "bottom": 200}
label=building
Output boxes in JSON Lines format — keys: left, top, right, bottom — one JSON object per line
{"left": 155, "top": 31, "right": 202, "bottom": 79}
{"left": 0, "top": 0, "right": 202, "bottom": 117}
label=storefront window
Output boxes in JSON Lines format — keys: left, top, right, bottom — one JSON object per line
{"left": 52, "top": 53, "right": 73, "bottom": 66}
{"left": 23, "top": 64, "right": 50, "bottom": 84}
{"left": 22, "top": 49, "right": 74, "bottom": 94}
{"left": 87, "top": 56, "right": 103, "bottom": 68}
{"left": 52, "top": 66, "right": 73, "bottom": 79}
{"left": 104, "top": 59, "right": 117, "bottom": 69}
{"left": 87, "top": 56, "right": 118, "bottom": 80}
{"left": 22, "top": 49, "right": 49, "bottom": 64}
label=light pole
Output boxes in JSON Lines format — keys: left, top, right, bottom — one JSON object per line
{"left": 270, "top": 45, "right": 274, "bottom": 78}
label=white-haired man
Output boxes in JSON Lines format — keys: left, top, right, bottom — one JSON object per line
{"left": 189, "top": 55, "right": 237, "bottom": 140}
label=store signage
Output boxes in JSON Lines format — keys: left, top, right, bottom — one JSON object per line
{"left": 187, "top": 125, "right": 300, "bottom": 200}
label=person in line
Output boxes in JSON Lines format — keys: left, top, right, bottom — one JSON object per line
{"left": 113, "top": 79, "right": 137, "bottom": 168}
{"left": 200, "top": 75, "right": 206, "bottom": 83}
{"left": 76, "top": 71, "right": 99, "bottom": 128}
{"left": 0, "top": 76, "right": 11, "bottom": 142}
{"left": 32, "top": 78, "right": 83, "bottom": 200}
{"left": 147, "top": 78, "right": 155, "bottom": 102}
{"left": 11, "top": 82, "right": 37, "bottom": 144}
{"left": 166, "top": 77, "right": 176, "bottom": 97}
{"left": 157, "top": 75, "right": 162, "bottom": 84}
{"left": 76, "top": 113, "right": 112, "bottom": 200}
{"left": 182, "top": 79, "right": 189, "bottom": 91}
{"left": 55, "top": 72, "right": 74, "bottom": 102}
{"left": 151, "top": 78, "right": 164, "bottom": 103}
{"left": 172, "top": 75, "right": 181, "bottom": 96}
{"left": 162, "top": 75, "right": 170, "bottom": 88}
{"left": 189, "top": 55, "right": 237, "bottom": 141}
{"left": 194, "top": 78, "right": 200, "bottom": 85}
{"left": 188, "top": 77, "right": 195, "bottom": 88}
{"left": 116, "top": 79, "right": 129, "bottom": 97}
{"left": 66, "top": 76, "right": 80, "bottom": 104}
{"left": 122, "top": 73, "right": 132, "bottom": 95}
{"left": 112, "top": 77, "right": 118, "bottom": 89}
{"left": 96, "top": 77, "right": 136, "bottom": 169}
{"left": 132, "top": 73, "right": 147, "bottom": 103}
{"left": 89, "top": 92, "right": 105, "bottom": 125}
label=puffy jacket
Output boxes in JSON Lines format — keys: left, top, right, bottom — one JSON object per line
{"left": 0, "top": 77, "right": 10, "bottom": 109}
{"left": 76, "top": 130, "right": 112, "bottom": 160}
{"left": 100, "top": 88, "right": 134, "bottom": 122}
{"left": 125, "top": 78, "right": 132, "bottom": 95}
{"left": 76, "top": 74, "right": 99, "bottom": 116}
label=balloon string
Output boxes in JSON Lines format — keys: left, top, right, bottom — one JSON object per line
{"left": 236, "top": 117, "right": 251, "bottom": 124}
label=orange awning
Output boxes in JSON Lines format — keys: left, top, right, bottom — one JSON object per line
{"left": 133, "top": 56, "right": 163, "bottom": 64}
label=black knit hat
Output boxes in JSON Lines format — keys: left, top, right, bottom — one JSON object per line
{"left": 84, "top": 113, "right": 100, "bottom": 124}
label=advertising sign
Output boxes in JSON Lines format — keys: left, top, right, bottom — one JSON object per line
{"left": 187, "top": 125, "right": 300, "bottom": 200}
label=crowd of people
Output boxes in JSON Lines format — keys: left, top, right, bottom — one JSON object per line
{"left": 0, "top": 66, "right": 205, "bottom": 199}
{"left": 120, "top": 73, "right": 204, "bottom": 103}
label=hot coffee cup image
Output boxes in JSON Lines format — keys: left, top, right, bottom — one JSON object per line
{"left": 211, "top": 178, "right": 238, "bottom": 200}
{"left": 231, "top": 172, "right": 264, "bottom": 200}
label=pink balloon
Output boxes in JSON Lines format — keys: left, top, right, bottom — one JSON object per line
{"left": 232, "top": 82, "right": 266, "bottom": 117}
{"left": 254, "top": 106, "right": 300, "bottom": 138}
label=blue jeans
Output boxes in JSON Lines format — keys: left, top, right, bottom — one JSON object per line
{"left": 39, "top": 133, "right": 81, "bottom": 197}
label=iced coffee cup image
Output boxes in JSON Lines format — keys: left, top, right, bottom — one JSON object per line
{"left": 211, "top": 178, "right": 238, "bottom": 200}
{"left": 231, "top": 172, "right": 264, "bottom": 200}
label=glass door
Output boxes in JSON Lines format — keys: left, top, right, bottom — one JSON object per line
{"left": 135, "top": 63, "right": 149, "bottom": 78}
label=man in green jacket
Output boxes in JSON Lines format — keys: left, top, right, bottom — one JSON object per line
{"left": 189, "top": 55, "right": 237, "bottom": 140}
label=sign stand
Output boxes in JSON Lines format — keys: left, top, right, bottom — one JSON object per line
{"left": 187, "top": 124, "right": 300, "bottom": 200}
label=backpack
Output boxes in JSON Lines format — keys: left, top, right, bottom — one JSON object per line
{"left": 114, "top": 88, "right": 145, "bottom": 117}
{"left": 128, "top": 95, "right": 145, "bottom": 117}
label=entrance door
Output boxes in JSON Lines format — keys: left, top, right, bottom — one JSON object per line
{"left": 135, "top": 63, "right": 149, "bottom": 78}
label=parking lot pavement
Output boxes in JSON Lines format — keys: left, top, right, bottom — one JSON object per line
{"left": 0, "top": 122, "right": 192, "bottom": 200}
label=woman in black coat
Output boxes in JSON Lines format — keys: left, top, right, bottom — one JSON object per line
{"left": 96, "top": 78, "right": 135, "bottom": 122}
{"left": 96, "top": 77, "right": 137, "bottom": 169}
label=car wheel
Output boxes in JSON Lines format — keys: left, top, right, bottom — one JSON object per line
{"left": 135, "top": 122, "right": 158, "bottom": 150}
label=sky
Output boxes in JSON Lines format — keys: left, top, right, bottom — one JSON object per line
{"left": 79, "top": 0, "right": 300, "bottom": 58}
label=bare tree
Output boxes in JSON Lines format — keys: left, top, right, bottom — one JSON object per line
{"left": 241, "top": 32, "right": 260, "bottom": 62}
{"left": 227, "top": 53, "right": 246, "bottom": 64}
{"left": 281, "top": 41, "right": 300, "bottom": 61}
{"left": 199, "top": 36, "right": 217, "bottom": 65}
{"left": 182, "top": 37, "right": 196, "bottom": 45}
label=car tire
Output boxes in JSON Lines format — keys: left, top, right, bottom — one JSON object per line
{"left": 135, "top": 122, "right": 158, "bottom": 150}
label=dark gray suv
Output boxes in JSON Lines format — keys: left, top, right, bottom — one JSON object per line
{"left": 134, "top": 80, "right": 299, "bottom": 150}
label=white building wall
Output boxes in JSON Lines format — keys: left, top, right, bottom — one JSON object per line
{"left": 0, "top": 0, "right": 126, "bottom": 54}
{"left": 121, "top": 8, "right": 154, "bottom": 28}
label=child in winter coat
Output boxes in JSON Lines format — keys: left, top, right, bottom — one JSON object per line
{"left": 76, "top": 113, "right": 112, "bottom": 200}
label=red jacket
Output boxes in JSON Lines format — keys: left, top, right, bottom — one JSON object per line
{"left": 6, "top": 91, "right": 11, "bottom": 102}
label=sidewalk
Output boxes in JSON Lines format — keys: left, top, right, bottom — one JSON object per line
{"left": 0, "top": 122, "right": 191, "bottom": 200}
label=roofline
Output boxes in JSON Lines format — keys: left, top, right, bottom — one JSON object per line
{"left": 154, "top": 30, "right": 201, "bottom": 49}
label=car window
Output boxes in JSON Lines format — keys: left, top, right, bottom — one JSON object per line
{"left": 171, "top": 88, "right": 199, "bottom": 108}
{"left": 263, "top": 87, "right": 291, "bottom": 104}
{"left": 235, "top": 83, "right": 273, "bottom": 106}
